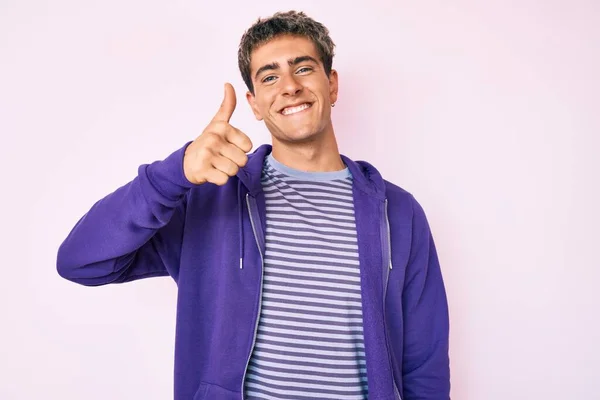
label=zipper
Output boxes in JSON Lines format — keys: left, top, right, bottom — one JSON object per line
{"left": 382, "top": 199, "right": 402, "bottom": 400}
{"left": 384, "top": 199, "right": 393, "bottom": 271}
{"left": 393, "top": 381, "right": 402, "bottom": 400}
{"left": 240, "top": 193, "right": 265, "bottom": 400}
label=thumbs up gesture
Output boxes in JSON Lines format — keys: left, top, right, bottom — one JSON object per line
{"left": 183, "top": 83, "right": 254, "bottom": 185}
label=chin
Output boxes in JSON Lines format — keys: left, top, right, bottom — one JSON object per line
{"left": 278, "top": 130, "right": 319, "bottom": 144}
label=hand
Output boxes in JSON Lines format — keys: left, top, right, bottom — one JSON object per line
{"left": 183, "top": 83, "right": 254, "bottom": 185}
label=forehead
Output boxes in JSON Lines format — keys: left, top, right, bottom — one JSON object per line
{"left": 249, "top": 35, "right": 320, "bottom": 71}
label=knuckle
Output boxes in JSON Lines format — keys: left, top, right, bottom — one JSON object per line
{"left": 204, "top": 132, "right": 220, "bottom": 147}
{"left": 206, "top": 137, "right": 225, "bottom": 155}
{"left": 197, "top": 146, "right": 214, "bottom": 163}
{"left": 215, "top": 175, "right": 228, "bottom": 186}
{"left": 228, "top": 163, "right": 240, "bottom": 176}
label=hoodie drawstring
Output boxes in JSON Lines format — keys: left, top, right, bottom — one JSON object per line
{"left": 238, "top": 179, "right": 244, "bottom": 269}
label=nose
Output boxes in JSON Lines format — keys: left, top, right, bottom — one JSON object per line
{"left": 280, "top": 73, "right": 302, "bottom": 96}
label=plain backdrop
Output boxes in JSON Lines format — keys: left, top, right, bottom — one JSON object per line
{"left": 1, "top": 0, "right": 599, "bottom": 399}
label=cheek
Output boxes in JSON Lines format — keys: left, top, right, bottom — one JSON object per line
{"left": 251, "top": 100, "right": 268, "bottom": 119}
{"left": 256, "top": 93, "right": 276, "bottom": 113}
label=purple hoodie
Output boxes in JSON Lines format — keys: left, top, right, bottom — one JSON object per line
{"left": 57, "top": 142, "right": 450, "bottom": 400}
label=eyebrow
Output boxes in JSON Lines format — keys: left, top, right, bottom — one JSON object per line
{"left": 254, "top": 55, "right": 319, "bottom": 81}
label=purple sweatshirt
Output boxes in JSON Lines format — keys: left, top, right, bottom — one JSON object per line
{"left": 57, "top": 142, "right": 450, "bottom": 400}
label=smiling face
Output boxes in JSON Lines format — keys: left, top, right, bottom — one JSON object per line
{"left": 245, "top": 35, "right": 338, "bottom": 145}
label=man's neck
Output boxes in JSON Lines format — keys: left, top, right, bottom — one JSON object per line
{"left": 270, "top": 132, "right": 345, "bottom": 173}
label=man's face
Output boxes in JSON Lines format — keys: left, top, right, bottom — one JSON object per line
{"left": 246, "top": 35, "right": 338, "bottom": 145}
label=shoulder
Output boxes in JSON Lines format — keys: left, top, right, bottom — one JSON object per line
{"left": 383, "top": 179, "right": 415, "bottom": 211}
{"left": 383, "top": 179, "right": 430, "bottom": 230}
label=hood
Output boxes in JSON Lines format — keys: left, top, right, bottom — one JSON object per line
{"left": 236, "top": 144, "right": 387, "bottom": 199}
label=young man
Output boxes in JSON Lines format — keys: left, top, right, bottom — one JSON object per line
{"left": 57, "top": 10, "right": 450, "bottom": 400}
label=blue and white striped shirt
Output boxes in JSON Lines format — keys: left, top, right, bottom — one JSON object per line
{"left": 243, "top": 154, "right": 369, "bottom": 400}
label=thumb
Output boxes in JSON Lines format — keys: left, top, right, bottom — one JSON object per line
{"left": 212, "top": 82, "right": 237, "bottom": 123}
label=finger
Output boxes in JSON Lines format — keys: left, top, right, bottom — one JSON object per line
{"left": 212, "top": 82, "right": 237, "bottom": 123}
{"left": 211, "top": 154, "right": 240, "bottom": 177}
{"left": 203, "top": 167, "right": 230, "bottom": 186}
{"left": 223, "top": 125, "right": 253, "bottom": 153}
{"left": 219, "top": 142, "right": 249, "bottom": 168}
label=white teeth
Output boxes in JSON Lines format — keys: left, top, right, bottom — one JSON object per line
{"left": 282, "top": 103, "right": 310, "bottom": 115}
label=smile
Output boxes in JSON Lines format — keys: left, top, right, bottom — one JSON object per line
{"left": 281, "top": 103, "right": 312, "bottom": 116}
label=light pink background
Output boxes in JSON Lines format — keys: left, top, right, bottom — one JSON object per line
{"left": 1, "top": 1, "right": 598, "bottom": 399}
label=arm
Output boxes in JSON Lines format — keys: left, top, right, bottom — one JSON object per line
{"left": 56, "top": 143, "right": 194, "bottom": 286}
{"left": 57, "top": 83, "right": 252, "bottom": 286}
{"left": 402, "top": 196, "right": 450, "bottom": 399}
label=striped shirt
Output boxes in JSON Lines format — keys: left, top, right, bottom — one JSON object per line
{"left": 243, "top": 154, "right": 369, "bottom": 400}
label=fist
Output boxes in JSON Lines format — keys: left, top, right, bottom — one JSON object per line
{"left": 184, "top": 83, "right": 253, "bottom": 185}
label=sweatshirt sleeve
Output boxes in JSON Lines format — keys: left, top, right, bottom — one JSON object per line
{"left": 402, "top": 195, "right": 451, "bottom": 400}
{"left": 56, "top": 142, "right": 195, "bottom": 286}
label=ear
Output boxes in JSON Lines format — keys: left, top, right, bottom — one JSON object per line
{"left": 328, "top": 69, "right": 339, "bottom": 105}
{"left": 246, "top": 90, "right": 263, "bottom": 121}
